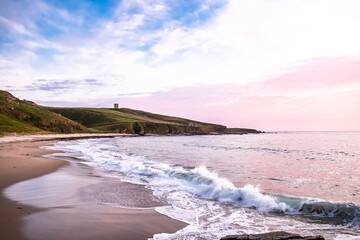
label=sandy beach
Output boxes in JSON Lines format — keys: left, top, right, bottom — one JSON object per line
{"left": 0, "top": 134, "right": 187, "bottom": 240}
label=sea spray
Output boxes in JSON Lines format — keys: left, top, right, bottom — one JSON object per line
{"left": 168, "top": 166, "right": 291, "bottom": 212}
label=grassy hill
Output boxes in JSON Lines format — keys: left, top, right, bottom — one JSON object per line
{"left": 0, "top": 90, "right": 261, "bottom": 135}
{"left": 45, "top": 107, "right": 228, "bottom": 135}
{"left": 0, "top": 90, "right": 88, "bottom": 134}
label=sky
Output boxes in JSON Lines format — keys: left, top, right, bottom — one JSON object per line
{"left": 1, "top": 0, "right": 360, "bottom": 131}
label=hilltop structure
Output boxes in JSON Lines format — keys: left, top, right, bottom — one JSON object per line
{"left": 114, "top": 103, "right": 119, "bottom": 109}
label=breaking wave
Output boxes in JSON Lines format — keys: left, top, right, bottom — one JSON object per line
{"left": 50, "top": 139, "right": 360, "bottom": 227}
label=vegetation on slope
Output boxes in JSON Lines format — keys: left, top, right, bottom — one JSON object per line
{"left": 0, "top": 90, "right": 261, "bottom": 135}
{"left": 0, "top": 90, "right": 89, "bottom": 134}
{"left": 0, "top": 113, "right": 45, "bottom": 134}
{"left": 46, "top": 107, "right": 228, "bottom": 135}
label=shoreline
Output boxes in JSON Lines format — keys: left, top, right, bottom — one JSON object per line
{"left": 0, "top": 140, "right": 67, "bottom": 240}
{"left": 0, "top": 133, "right": 135, "bottom": 144}
{"left": 0, "top": 134, "right": 187, "bottom": 240}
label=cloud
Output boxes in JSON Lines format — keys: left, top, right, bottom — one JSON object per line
{"left": 0, "top": 16, "right": 33, "bottom": 36}
{"left": 102, "top": 57, "right": 360, "bottom": 131}
{"left": 1, "top": 0, "right": 360, "bottom": 130}
{"left": 1, "top": 0, "right": 228, "bottom": 98}
{"left": 24, "top": 78, "right": 103, "bottom": 91}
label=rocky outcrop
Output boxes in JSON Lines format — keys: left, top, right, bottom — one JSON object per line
{"left": 220, "top": 231, "right": 325, "bottom": 240}
{"left": 226, "top": 128, "right": 262, "bottom": 134}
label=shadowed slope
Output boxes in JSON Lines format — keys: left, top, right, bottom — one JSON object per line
{"left": 0, "top": 90, "right": 88, "bottom": 134}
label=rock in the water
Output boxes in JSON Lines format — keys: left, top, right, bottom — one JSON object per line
{"left": 220, "top": 231, "right": 325, "bottom": 240}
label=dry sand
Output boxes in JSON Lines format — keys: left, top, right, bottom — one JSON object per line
{"left": 0, "top": 134, "right": 187, "bottom": 240}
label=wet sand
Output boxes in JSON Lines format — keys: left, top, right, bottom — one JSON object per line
{"left": 0, "top": 134, "right": 187, "bottom": 240}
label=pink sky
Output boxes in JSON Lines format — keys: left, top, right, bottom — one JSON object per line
{"left": 4, "top": 0, "right": 360, "bottom": 132}
{"left": 113, "top": 57, "right": 360, "bottom": 131}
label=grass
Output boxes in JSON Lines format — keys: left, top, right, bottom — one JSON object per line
{"left": 0, "top": 113, "right": 46, "bottom": 134}
{"left": 1, "top": 90, "right": 260, "bottom": 135}
{"left": 46, "top": 107, "right": 228, "bottom": 134}
{"left": 0, "top": 90, "right": 89, "bottom": 134}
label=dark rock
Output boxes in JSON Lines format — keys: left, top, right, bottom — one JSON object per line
{"left": 220, "top": 231, "right": 325, "bottom": 240}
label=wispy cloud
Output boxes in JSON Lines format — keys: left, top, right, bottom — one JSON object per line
{"left": 1, "top": 0, "right": 360, "bottom": 130}
{"left": 0, "top": 16, "right": 33, "bottom": 36}
{"left": 1, "top": 0, "right": 226, "bottom": 97}
{"left": 24, "top": 78, "right": 103, "bottom": 91}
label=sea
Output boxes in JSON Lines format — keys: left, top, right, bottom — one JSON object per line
{"left": 47, "top": 132, "right": 360, "bottom": 240}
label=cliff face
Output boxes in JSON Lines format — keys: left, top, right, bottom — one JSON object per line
{"left": 129, "top": 122, "right": 228, "bottom": 135}
{"left": 226, "top": 128, "right": 262, "bottom": 134}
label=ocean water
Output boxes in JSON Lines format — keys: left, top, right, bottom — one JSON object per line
{"left": 48, "top": 132, "right": 360, "bottom": 240}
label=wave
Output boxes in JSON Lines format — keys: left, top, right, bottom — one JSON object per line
{"left": 295, "top": 200, "right": 360, "bottom": 226}
{"left": 95, "top": 157, "right": 360, "bottom": 226}
{"left": 162, "top": 166, "right": 360, "bottom": 226}
{"left": 165, "top": 166, "right": 290, "bottom": 212}
{"left": 50, "top": 140, "right": 360, "bottom": 227}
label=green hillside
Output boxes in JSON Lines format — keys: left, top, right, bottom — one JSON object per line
{"left": 0, "top": 90, "right": 261, "bottom": 135}
{"left": 45, "top": 107, "right": 228, "bottom": 135}
{"left": 0, "top": 90, "right": 88, "bottom": 134}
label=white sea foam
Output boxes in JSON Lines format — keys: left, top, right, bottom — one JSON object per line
{"left": 47, "top": 137, "right": 360, "bottom": 240}
{"left": 49, "top": 139, "right": 360, "bottom": 222}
